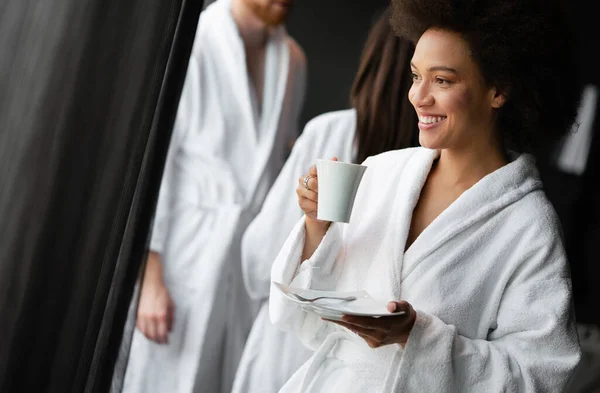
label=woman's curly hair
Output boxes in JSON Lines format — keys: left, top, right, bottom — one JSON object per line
{"left": 390, "top": 0, "right": 582, "bottom": 153}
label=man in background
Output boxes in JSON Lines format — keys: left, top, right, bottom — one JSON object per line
{"left": 121, "top": 0, "right": 306, "bottom": 392}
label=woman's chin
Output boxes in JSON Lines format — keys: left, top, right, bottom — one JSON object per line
{"left": 418, "top": 136, "right": 441, "bottom": 150}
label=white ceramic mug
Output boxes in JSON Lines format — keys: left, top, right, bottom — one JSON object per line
{"left": 316, "top": 159, "right": 367, "bottom": 223}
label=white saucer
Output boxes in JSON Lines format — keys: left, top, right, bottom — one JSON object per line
{"left": 273, "top": 281, "right": 406, "bottom": 321}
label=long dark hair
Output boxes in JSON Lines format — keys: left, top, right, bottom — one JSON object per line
{"left": 351, "top": 7, "right": 419, "bottom": 164}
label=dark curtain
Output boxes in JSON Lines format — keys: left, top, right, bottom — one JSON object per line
{"left": 0, "top": 0, "right": 204, "bottom": 392}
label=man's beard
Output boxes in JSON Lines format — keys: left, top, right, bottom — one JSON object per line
{"left": 248, "top": 3, "right": 291, "bottom": 26}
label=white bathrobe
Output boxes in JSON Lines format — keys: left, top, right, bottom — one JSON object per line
{"left": 232, "top": 109, "right": 356, "bottom": 393}
{"left": 270, "top": 147, "right": 581, "bottom": 393}
{"left": 122, "top": 0, "right": 306, "bottom": 392}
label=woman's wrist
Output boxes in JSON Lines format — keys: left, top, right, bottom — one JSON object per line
{"left": 305, "top": 216, "right": 331, "bottom": 236}
{"left": 301, "top": 217, "right": 331, "bottom": 261}
{"left": 397, "top": 307, "right": 417, "bottom": 348}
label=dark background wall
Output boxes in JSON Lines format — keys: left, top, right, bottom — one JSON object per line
{"left": 569, "top": 0, "right": 599, "bottom": 87}
{"left": 285, "top": 0, "right": 389, "bottom": 128}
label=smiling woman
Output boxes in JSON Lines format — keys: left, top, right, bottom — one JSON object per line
{"left": 268, "top": 0, "right": 584, "bottom": 392}
{"left": 409, "top": 29, "right": 507, "bottom": 154}
{"left": 393, "top": 0, "right": 581, "bottom": 154}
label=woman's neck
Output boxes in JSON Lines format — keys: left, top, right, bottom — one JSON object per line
{"left": 434, "top": 134, "right": 508, "bottom": 191}
{"left": 230, "top": 0, "right": 269, "bottom": 49}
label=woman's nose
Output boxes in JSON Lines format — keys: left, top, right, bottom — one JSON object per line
{"left": 409, "top": 83, "right": 434, "bottom": 108}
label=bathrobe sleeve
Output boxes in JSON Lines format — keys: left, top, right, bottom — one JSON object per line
{"left": 270, "top": 154, "right": 372, "bottom": 350}
{"left": 395, "top": 236, "right": 581, "bottom": 392}
{"left": 244, "top": 109, "right": 356, "bottom": 301}
{"left": 148, "top": 54, "right": 200, "bottom": 254}
{"left": 269, "top": 216, "right": 348, "bottom": 350}
{"left": 269, "top": 153, "right": 369, "bottom": 350}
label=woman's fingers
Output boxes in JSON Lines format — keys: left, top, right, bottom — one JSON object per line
{"left": 323, "top": 301, "right": 416, "bottom": 348}
{"left": 341, "top": 315, "right": 394, "bottom": 329}
{"left": 297, "top": 159, "right": 342, "bottom": 219}
{"left": 296, "top": 183, "right": 318, "bottom": 203}
{"left": 325, "top": 319, "right": 387, "bottom": 346}
{"left": 299, "top": 197, "right": 318, "bottom": 221}
{"left": 297, "top": 174, "right": 318, "bottom": 194}
{"left": 297, "top": 167, "right": 319, "bottom": 220}
{"left": 341, "top": 304, "right": 411, "bottom": 329}
{"left": 298, "top": 196, "right": 317, "bottom": 213}
{"left": 331, "top": 320, "right": 381, "bottom": 339}
{"left": 387, "top": 300, "right": 411, "bottom": 314}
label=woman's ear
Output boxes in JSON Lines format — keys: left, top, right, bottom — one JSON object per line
{"left": 490, "top": 87, "right": 508, "bottom": 109}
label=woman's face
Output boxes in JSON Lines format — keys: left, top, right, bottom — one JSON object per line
{"left": 409, "top": 28, "right": 505, "bottom": 151}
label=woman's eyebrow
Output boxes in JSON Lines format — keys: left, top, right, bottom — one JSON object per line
{"left": 411, "top": 62, "right": 458, "bottom": 74}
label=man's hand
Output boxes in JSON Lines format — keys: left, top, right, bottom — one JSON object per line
{"left": 136, "top": 251, "right": 175, "bottom": 344}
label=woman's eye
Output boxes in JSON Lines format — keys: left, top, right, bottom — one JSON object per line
{"left": 435, "top": 77, "right": 450, "bottom": 85}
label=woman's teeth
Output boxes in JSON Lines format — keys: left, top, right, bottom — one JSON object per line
{"left": 419, "top": 116, "right": 446, "bottom": 124}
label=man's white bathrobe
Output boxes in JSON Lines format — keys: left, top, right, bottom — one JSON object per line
{"left": 270, "top": 147, "right": 581, "bottom": 393}
{"left": 232, "top": 109, "right": 356, "bottom": 393}
{"left": 122, "top": 0, "right": 306, "bottom": 392}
